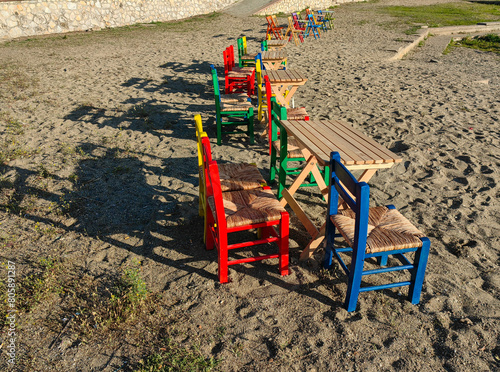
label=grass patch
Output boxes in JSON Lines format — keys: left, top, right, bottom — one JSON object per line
{"left": 383, "top": 2, "right": 500, "bottom": 27}
{"left": 448, "top": 33, "right": 500, "bottom": 54}
{"left": 136, "top": 340, "right": 220, "bottom": 372}
{"left": 0, "top": 257, "right": 65, "bottom": 324}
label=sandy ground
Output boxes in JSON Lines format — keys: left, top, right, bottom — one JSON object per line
{"left": 0, "top": 0, "right": 499, "bottom": 371}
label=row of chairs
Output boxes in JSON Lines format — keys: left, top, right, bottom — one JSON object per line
{"left": 200, "top": 14, "right": 430, "bottom": 312}
{"left": 266, "top": 9, "right": 333, "bottom": 45}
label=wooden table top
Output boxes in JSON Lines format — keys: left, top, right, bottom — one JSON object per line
{"left": 267, "top": 40, "right": 288, "bottom": 46}
{"left": 262, "top": 69, "right": 307, "bottom": 83}
{"left": 280, "top": 119, "right": 402, "bottom": 167}
{"left": 261, "top": 50, "right": 287, "bottom": 60}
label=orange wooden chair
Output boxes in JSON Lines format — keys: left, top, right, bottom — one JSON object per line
{"left": 265, "top": 15, "right": 284, "bottom": 40}
{"left": 201, "top": 136, "right": 289, "bottom": 283}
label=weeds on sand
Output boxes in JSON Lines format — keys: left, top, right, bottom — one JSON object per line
{"left": 0, "top": 63, "right": 37, "bottom": 101}
{"left": 136, "top": 339, "right": 220, "bottom": 372}
{"left": 0, "top": 257, "right": 64, "bottom": 326}
{"left": 446, "top": 33, "right": 500, "bottom": 54}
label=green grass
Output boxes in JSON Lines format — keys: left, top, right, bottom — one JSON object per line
{"left": 383, "top": 2, "right": 500, "bottom": 28}
{"left": 446, "top": 33, "right": 500, "bottom": 54}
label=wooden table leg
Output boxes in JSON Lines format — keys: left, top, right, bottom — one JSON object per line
{"left": 357, "top": 168, "right": 377, "bottom": 183}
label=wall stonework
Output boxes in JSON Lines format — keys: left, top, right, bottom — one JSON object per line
{"left": 0, "top": 0, "right": 238, "bottom": 40}
{"left": 0, "top": 0, "right": 361, "bottom": 41}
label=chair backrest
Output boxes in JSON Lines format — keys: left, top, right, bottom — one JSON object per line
{"left": 307, "top": 14, "right": 317, "bottom": 25}
{"left": 265, "top": 77, "right": 287, "bottom": 154}
{"left": 237, "top": 36, "right": 248, "bottom": 67}
{"left": 255, "top": 53, "right": 264, "bottom": 87}
{"left": 210, "top": 64, "right": 223, "bottom": 110}
{"left": 287, "top": 17, "right": 294, "bottom": 33}
{"left": 223, "top": 46, "right": 236, "bottom": 73}
{"left": 201, "top": 137, "right": 226, "bottom": 231}
{"left": 328, "top": 151, "right": 371, "bottom": 254}
{"left": 261, "top": 40, "right": 268, "bottom": 51}
{"left": 328, "top": 151, "right": 369, "bottom": 223}
{"left": 271, "top": 15, "right": 280, "bottom": 28}
{"left": 266, "top": 15, "right": 273, "bottom": 27}
{"left": 195, "top": 114, "right": 208, "bottom": 168}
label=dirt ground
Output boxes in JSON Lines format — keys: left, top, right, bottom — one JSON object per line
{"left": 0, "top": 0, "right": 499, "bottom": 371}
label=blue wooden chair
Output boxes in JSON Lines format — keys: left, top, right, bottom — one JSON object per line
{"left": 210, "top": 64, "right": 254, "bottom": 145}
{"left": 304, "top": 14, "right": 321, "bottom": 39}
{"left": 316, "top": 10, "right": 332, "bottom": 30}
{"left": 324, "top": 152, "right": 431, "bottom": 312}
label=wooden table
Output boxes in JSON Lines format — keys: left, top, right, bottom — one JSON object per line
{"left": 266, "top": 39, "right": 287, "bottom": 50}
{"left": 261, "top": 50, "right": 287, "bottom": 70}
{"left": 277, "top": 119, "right": 402, "bottom": 260}
{"left": 262, "top": 69, "right": 307, "bottom": 108}
{"left": 320, "top": 10, "right": 335, "bottom": 29}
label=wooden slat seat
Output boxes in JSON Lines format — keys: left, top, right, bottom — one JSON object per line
{"left": 220, "top": 93, "right": 251, "bottom": 104}
{"left": 208, "top": 188, "right": 286, "bottom": 229}
{"left": 331, "top": 206, "right": 426, "bottom": 253}
{"left": 220, "top": 101, "right": 253, "bottom": 112}
{"left": 218, "top": 163, "right": 266, "bottom": 192}
{"left": 286, "top": 107, "right": 309, "bottom": 120}
{"left": 198, "top": 162, "right": 265, "bottom": 194}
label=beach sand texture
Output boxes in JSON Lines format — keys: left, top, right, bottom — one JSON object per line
{"left": 0, "top": 0, "right": 499, "bottom": 370}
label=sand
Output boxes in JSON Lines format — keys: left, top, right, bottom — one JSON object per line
{"left": 0, "top": 0, "right": 499, "bottom": 370}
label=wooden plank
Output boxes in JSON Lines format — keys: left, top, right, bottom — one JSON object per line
{"left": 312, "top": 120, "right": 378, "bottom": 164}
{"left": 291, "top": 70, "right": 306, "bottom": 80}
{"left": 330, "top": 119, "right": 402, "bottom": 163}
{"left": 278, "top": 69, "right": 292, "bottom": 82}
{"left": 288, "top": 70, "right": 304, "bottom": 82}
{"left": 300, "top": 223, "right": 326, "bottom": 260}
{"left": 267, "top": 69, "right": 277, "bottom": 82}
{"left": 287, "top": 120, "right": 366, "bottom": 165}
{"left": 281, "top": 189, "right": 319, "bottom": 237}
{"left": 318, "top": 120, "right": 390, "bottom": 163}
{"left": 283, "top": 120, "right": 332, "bottom": 166}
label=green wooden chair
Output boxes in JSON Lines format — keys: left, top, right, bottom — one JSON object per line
{"left": 210, "top": 64, "right": 254, "bottom": 146}
{"left": 237, "top": 36, "right": 258, "bottom": 68}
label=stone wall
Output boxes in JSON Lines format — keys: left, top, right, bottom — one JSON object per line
{"left": 255, "top": 0, "right": 360, "bottom": 15}
{"left": 0, "top": 0, "right": 238, "bottom": 41}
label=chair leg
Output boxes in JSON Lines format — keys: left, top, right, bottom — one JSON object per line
{"left": 216, "top": 116, "right": 222, "bottom": 146}
{"left": 279, "top": 212, "right": 289, "bottom": 276}
{"left": 323, "top": 217, "right": 335, "bottom": 269}
{"left": 205, "top": 209, "right": 215, "bottom": 251}
{"left": 218, "top": 240, "right": 229, "bottom": 284}
{"left": 257, "top": 90, "right": 264, "bottom": 122}
{"left": 269, "top": 147, "right": 277, "bottom": 184}
{"left": 248, "top": 108, "right": 254, "bottom": 145}
{"left": 408, "top": 237, "right": 430, "bottom": 304}
{"left": 377, "top": 255, "right": 388, "bottom": 266}
{"left": 345, "top": 247, "right": 365, "bottom": 312}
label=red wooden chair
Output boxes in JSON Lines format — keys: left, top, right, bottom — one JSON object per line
{"left": 196, "top": 115, "right": 266, "bottom": 241}
{"left": 201, "top": 136, "right": 289, "bottom": 283}
{"left": 223, "top": 45, "right": 255, "bottom": 96}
